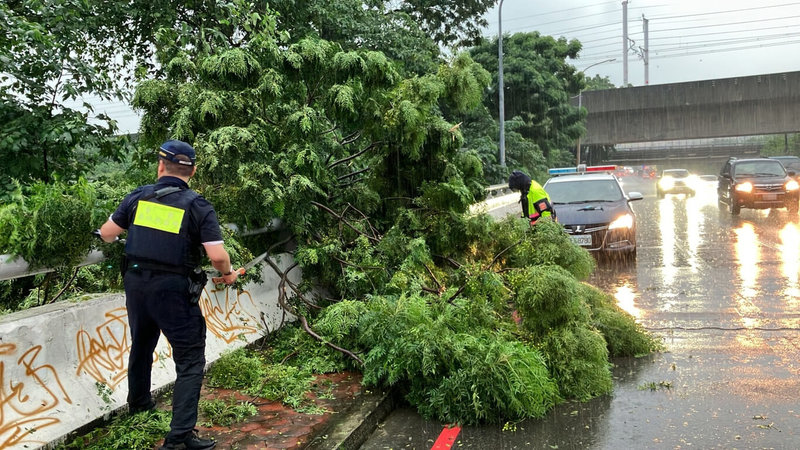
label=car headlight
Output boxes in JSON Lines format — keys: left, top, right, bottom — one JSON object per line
{"left": 659, "top": 178, "right": 674, "bottom": 189}
{"left": 609, "top": 213, "right": 634, "bottom": 230}
{"left": 786, "top": 179, "right": 800, "bottom": 191}
{"left": 735, "top": 182, "right": 753, "bottom": 193}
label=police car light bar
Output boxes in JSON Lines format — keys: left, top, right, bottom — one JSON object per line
{"left": 548, "top": 165, "right": 618, "bottom": 176}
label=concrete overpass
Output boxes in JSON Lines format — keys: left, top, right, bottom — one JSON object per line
{"left": 577, "top": 71, "right": 800, "bottom": 145}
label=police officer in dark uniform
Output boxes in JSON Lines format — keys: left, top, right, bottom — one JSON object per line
{"left": 99, "top": 140, "right": 238, "bottom": 450}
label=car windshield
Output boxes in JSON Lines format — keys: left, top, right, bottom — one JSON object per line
{"left": 733, "top": 161, "right": 786, "bottom": 177}
{"left": 781, "top": 161, "right": 800, "bottom": 171}
{"left": 546, "top": 179, "right": 623, "bottom": 204}
{"left": 663, "top": 170, "right": 689, "bottom": 178}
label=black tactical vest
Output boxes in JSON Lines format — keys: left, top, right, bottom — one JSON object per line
{"left": 124, "top": 186, "right": 202, "bottom": 272}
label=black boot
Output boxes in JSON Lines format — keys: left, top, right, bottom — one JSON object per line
{"left": 158, "top": 429, "right": 216, "bottom": 450}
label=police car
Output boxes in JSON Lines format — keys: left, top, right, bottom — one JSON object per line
{"left": 543, "top": 165, "right": 643, "bottom": 259}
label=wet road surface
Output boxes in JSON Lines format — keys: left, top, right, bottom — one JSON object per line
{"left": 361, "top": 177, "right": 800, "bottom": 449}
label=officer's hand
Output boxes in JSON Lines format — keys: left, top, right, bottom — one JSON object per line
{"left": 221, "top": 270, "right": 239, "bottom": 285}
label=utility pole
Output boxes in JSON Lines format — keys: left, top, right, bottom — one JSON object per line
{"left": 498, "top": 0, "right": 506, "bottom": 167}
{"left": 622, "top": 1, "right": 629, "bottom": 86}
{"left": 643, "top": 15, "right": 649, "bottom": 85}
{"left": 576, "top": 93, "right": 583, "bottom": 166}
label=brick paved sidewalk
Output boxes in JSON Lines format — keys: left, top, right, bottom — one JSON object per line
{"left": 152, "top": 371, "right": 370, "bottom": 450}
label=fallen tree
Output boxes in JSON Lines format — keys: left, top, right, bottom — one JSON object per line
{"left": 127, "top": 4, "right": 661, "bottom": 425}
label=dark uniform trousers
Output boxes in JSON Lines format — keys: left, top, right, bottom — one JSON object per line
{"left": 124, "top": 269, "right": 206, "bottom": 442}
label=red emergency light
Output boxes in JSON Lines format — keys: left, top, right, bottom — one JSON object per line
{"left": 584, "top": 165, "right": 617, "bottom": 172}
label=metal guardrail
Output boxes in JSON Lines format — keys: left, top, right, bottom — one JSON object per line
{"left": 485, "top": 183, "right": 510, "bottom": 197}
{"left": 0, "top": 219, "right": 284, "bottom": 282}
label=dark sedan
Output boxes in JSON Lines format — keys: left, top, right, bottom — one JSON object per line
{"left": 544, "top": 172, "right": 643, "bottom": 259}
{"left": 718, "top": 158, "right": 800, "bottom": 215}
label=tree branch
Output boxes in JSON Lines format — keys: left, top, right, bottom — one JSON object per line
{"left": 337, "top": 167, "right": 370, "bottom": 181}
{"left": 423, "top": 263, "right": 442, "bottom": 291}
{"left": 346, "top": 203, "right": 381, "bottom": 239}
{"left": 446, "top": 284, "right": 466, "bottom": 304}
{"left": 328, "top": 142, "right": 379, "bottom": 169}
{"left": 336, "top": 178, "right": 365, "bottom": 189}
{"left": 311, "top": 201, "right": 381, "bottom": 243}
{"left": 339, "top": 130, "right": 362, "bottom": 146}
{"left": 433, "top": 254, "right": 463, "bottom": 269}
{"left": 299, "top": 315, "right": 363, "bottom": 365}
{"left": 483, "top": 239, "right": 524, "bottom": 272}
{"left": 332, "top": 255, "right": 384, "bottom": 271}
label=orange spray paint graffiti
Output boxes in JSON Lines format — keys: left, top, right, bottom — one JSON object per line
{"left": 76, "top": 307, "right": 172, "bottom": 390}
{"left": 201, "top": 287, "right": 262, "bottom": 343}
{"left": 0, "top": 343, "right": 72, "bottom": 448}
{"left": 76, "top": 307, "right": 130, "bottom": 390}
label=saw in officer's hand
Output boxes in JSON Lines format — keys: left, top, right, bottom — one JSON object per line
{"left": 211, "top": 250, "right": 269, "bottom": 285}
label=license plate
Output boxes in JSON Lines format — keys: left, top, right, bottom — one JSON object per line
{"left": 762, "top": 194, "right": 777, "bottom": 201}
{"left": 570, "top": 234, "right": 592, "bottom": 246}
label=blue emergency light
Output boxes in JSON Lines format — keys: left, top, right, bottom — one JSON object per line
{"left": 548, "top": 167, "right": 578, "bottom": 175}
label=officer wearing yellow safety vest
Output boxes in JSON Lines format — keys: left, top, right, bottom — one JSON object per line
{"left": 98, "top": 140, "right": 236, "bottom": 450}
{"left": 507, "top": 170, "right": 556, "bottom": 225}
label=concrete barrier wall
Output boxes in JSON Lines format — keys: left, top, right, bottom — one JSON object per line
{"left": 0, "top": 255, "right": 299, "bottom": 450}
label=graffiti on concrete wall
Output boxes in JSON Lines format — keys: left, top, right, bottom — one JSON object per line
{"left": 0, "top": 343, "right": 72, "bottom": 449}
{"left": 75, "top": 306, "right": 130, "bottom": 390}
{"left": 201, "top": 287, "right": 263, "bottom": 343}
{"left": 76, "top": 307, "right": 174, "bottom": 390}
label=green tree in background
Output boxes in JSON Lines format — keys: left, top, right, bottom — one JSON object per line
{"left": 761, "top": 133, "right": 800, "bottom": 157}
{"left": 0, "top": 1, "right": 131, "bottom": 191}
{"left": 584, "top": 73, "right": 616, "bottom": 91}
{"left": 470, "top": 32, "right": 584, "bottom": 157}
{"left": 459, "top": 32, "right": 585, "bottom": 182}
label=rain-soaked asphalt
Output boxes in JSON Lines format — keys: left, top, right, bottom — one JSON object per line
{"left": 361, "top": 176, "right": 800, "bottom": 449}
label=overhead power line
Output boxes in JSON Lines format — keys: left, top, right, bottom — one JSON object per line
{"left": 647, "top": 14, "right": 800, "bottom": 34}
{"left": 486, "top": 0, "right": 619, "bottom": 26}
{"left": 580, "top": 29, "right": 800, "bottom": 55}
{"left": 649, "top": 2, "right": 800, "bottom": 21}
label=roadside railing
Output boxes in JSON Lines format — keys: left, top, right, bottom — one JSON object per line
{"left": 0, "top": 218, "right": 284, "bottom": 283}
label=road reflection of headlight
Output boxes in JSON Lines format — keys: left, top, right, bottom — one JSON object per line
{"left": 786, "top": 179, "right": 800, "bottom": 191}
{"left": 735, "top": 182, "right": 753, "bottom": 193}
{"left": 659, "top": 178, "right": 674, "bottom": 189}
{"left": 609, "top": 213, "right": 634, "bottom": 229}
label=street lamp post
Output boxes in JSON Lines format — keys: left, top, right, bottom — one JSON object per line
{"left": 576, "top": 58, "right": 616, "bottom": 166}
{"left": 498, "top": 0, "right": 506, "bottom": 168}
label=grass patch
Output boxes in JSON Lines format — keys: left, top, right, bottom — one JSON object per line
{"left": 199, "top": 397, "right": 258, "bottom": 426}
{"left": 207, "top": 348, "right": 317, "bottom": 409}
{"left": 55, "top": 410, "right": 170, "bottom": 450}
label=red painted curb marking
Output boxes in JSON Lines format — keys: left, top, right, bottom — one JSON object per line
{"left": 431, "top": 425, "right": 461, "bottom": 450}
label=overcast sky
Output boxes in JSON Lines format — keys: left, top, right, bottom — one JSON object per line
{"left": 483, "top": 0, "right": 800, "bottom": 87}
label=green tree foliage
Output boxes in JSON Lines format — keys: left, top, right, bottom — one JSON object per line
{"left": 308, "top": 218, "right": 658, "bottom": 424}
{"left": 761, "top": 133, "right": 800, "bottom": 156}
{"left": 458, "top": 32, "right": 587, "bottom": 182}
{"left": 585, "top": 73, "right": 616, "bottom": 91}
{"left": 0, "top": 1, "right": 131, "bottom": 192}
{"left": 469, "top": 32, "right": 584, "bottom": 160}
